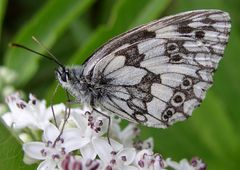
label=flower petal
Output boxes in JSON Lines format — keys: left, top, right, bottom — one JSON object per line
{"left": 117, "top": 148, "right": 136, "bottom": 165}
{"left": 92, "top": 137, "right": 123, "bottom": 163}
{"left": 23, "top": 153, "right": 38, "bottom": 164}
{"left": 45, "top": 103, "right": 65, "bottom": 119}
{"left": 80, "top": 143, "right": 97, "bottom": 160}
{"left": 96, "top": 117, "right": 108, "bottom": 136}
{"left": 92, "top": 138, "right": 113, "bottom": 163}
{"left": 110, "top": 138, "right": 124, "bottom": 151}
{"left": 179, "top": 159, "right": 194, "bottom": 170}
{"left": 70, "top": 111, "right": 88, "bottom": 134}
{"left": 120, "top": 124, "right": 137, "bottom": 140}
{"left": 109, "top": 117, "right": 121, "bottom": 139}
{"left": 166, "top": 158, "right": 193, "bottom": 170}
{"left": 63, "top": 137, "right": 89, "bottom": 153}
{"left": 23, "top": 142, "right": 46, "bottom": 160}
{"left": 61, "top": 128, "right": 81, "bottom": 140}
{"left": 37, "top": 159, "right": 56, "bottom": 170}
{"left": 1, "top": 112, "right": 13, "bottom": 127}
{"left": 123, "top": 165, "right": 139, "bottom": 170}
{"left": 43, "top": 123, "right": 60, "bottom": 142}
{"left": 12, "top": 111, "right": 35, "bottom": 129}
{"left": 61, "top": 128, "right": 90, "bottom": 152}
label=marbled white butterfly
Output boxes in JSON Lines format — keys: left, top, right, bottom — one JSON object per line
{"left": 13, "top": 9, "right": 231, "bottom": 128}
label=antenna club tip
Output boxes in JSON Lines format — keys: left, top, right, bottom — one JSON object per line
{"left": 32, "top": 36, "right": 37, "bottom": 41}
{"left": 8, "top": 43, "right": 15, "bottom": 47}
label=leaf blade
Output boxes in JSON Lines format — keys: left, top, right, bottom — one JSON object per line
{"left": 0, "top": 121, "right": 37, "bottom": 170}
{"left": 4, "top": 0, "right": 95, "bottom": 86}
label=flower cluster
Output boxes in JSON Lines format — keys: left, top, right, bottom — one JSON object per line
{"left": 2, "top": 93, "right": 207, "bottom": 170}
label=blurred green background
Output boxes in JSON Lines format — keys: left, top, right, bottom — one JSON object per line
{"left": 0, "top": 0, "right": 240, "bottom": 169}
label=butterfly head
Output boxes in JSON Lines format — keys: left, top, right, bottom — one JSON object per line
{"left": 55, "top": 66, "right": 72, "bottom": 87}
{"left": 55, "top": 66, "right": 86, "bottom": 97}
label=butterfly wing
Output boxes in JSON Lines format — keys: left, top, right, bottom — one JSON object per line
{"left": 83, "top": 10, "right": 231, "bottom": 128}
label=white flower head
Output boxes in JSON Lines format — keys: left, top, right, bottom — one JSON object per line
{"left": 166, "top": 157, "right": 206, "bottom": 170}
{"left": 133, "top": 137, "right": 154, "bottom": 151}
{"left": 23, "top": 123, "right": 87, "bottom": 170}
{"left": 1, "top": 91, "right": 208, "bottom": 170}
{"left": 93, "top": 137, "right": 137, "bottom": 170}
{"left": 71, "top": 108, "right": 110, "bottom": 159}
{"left": 190, "top": 157, "right": 207, "bottom": 170}
{"left": 108, "top": 117, "right": 140, "bottom": 147}
{"left": 118, "top": 123, "right": 140, "bottom": 147}
{"left": 108, "top": 116, "right": 122, "bottom": 140}
{"left": 135, "top": 149, "right": 166, "bottom": 170}
{"left": 2, "top": 93, "right": 65, "bottom": 130}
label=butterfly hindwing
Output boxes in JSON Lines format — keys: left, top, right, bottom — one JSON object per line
{"left": 82, "top": 10, "right": 231, "bottom": 128}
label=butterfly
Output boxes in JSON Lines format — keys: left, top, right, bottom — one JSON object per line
{"left": 13, "top": 9, "right": 231, "bottom": 128}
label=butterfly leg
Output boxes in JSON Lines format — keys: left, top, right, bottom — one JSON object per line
{"left": 53, "top": 93, "right": 72, "bottom": 147}
{"left": 50, "top": 84, "right": 60, "bottom": 127}
{"left": 93, "top": 108, "right": 111, "bottom": 145}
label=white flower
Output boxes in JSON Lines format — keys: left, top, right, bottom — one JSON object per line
{"left": 166, "top": 157, "right": 206, "bottom": 170}
{"left": 108, "top": 117, "right": 122, "bottom": 140}
{"left": 118, "top": 124, "right": 140, "bottom": 147}
{"left": 2, "top": 93, "right": 65, "bottom": 130}
{"left": 133, "top": 138, "right": 154, "bottom": 151}
{"left": 23, "top": 123, "right": 87, "bottom": 170}
{"left": 71, "top": 108, "right": 110, "bottom": 159}
{"left": 108, "top": 116, "right": 140, "bottom": 147}
{"left": 189, "top": 157, "right": 206, "bottom": 170}
{"left": 2, "top": 92, "right": 207, "bottom": 170}
{"left": 166, "top": 158, "right": 194, "bottom": 170}
{"left": 93, "top": 137, "right": 137, "bottom": 170}
{"left": 135, "top": 149, "right": 166, "bottom": 170}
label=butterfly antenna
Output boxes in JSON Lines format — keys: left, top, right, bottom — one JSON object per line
{"left": 9, "top": 39, "right": 65, "bottom": 68}
{"left": 31, "top": 36, "right": 65, "bottom": 68}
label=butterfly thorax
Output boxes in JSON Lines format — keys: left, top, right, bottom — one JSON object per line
{"left": 56, "top": 66, "right": 106, "bottom": 106}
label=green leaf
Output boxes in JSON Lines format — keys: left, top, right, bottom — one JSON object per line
{"left": 175, "top": 0, "right": 240, "bottom": 131}
{"left": 97, "top": 0, "right": 118, "bottom": 25}
{"left": 0, "top": 0, "right": 7, "bottom": 40}
{"left": 0, "top": 121, "right": 37, "bottom": 170}
{"left": 69, "top": 17, "right": 93, "bottom": 45}
{"left": 189, "top": 92, "right": 239, "bottom": 169}
{"left": 71, "top": 0, "right": 171, "bottom": 64}
{"left": 167, "top": 1, "right": 240, "bottom": 169}
{"left": 4, "top": 0, "right": 95, "bottom": 86}
{"left": 129, "top": 0, "right": 171, "bottom": 27}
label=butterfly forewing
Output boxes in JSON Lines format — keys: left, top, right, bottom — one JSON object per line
{"left": 82, "top": 10, "right": 231, "bottom": 128}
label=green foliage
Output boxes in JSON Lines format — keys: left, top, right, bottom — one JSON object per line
{"left": 0, "top": 120, "right": 37, "bottom": 170}
{"left": 1, "top": 0, "right": 240, "bottom": 170}
{"left": 4, "top": 0, "right": 95, "bottom": 86}
{"left": 0, "top": 0, "right": 7, "bottom": 39}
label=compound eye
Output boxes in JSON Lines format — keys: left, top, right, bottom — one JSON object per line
{"left": 61, "top": 70, "right": 69, "bottom": 82}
